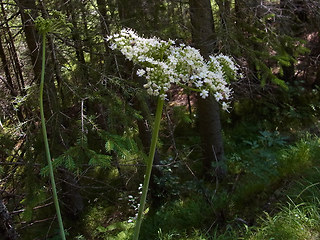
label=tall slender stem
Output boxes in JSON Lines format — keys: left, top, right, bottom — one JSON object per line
{"left": 39, "top": 33, "right": 66, "bottom": 240}
{"left": 133, "top": 97, "right": 164, "bottom": 240}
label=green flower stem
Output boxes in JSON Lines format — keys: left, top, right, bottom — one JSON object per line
{"left": 133, "top": 97, "right": 165, "bottom": 240}
{"left": 40, "top": 33, "right": 66, "bottom": 240}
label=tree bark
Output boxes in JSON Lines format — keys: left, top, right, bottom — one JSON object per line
{"left": 117, "top": 0, "right": 141, "bottom": 28}
{"left": 15, "top": 0, "right": 42, "bottom": 83}
{"left": 97, "top": 0, "right": 114, "bottom": 74}
{"left": 279, "top": 0, "right": 299, "bottom": 82}
{"left": 0, "top": 36, "right": 25, "bottom": 122}
{"left": 97, "top": 0, "right": 110, "bottom": 52}
{"left": 0, "top": 36, "right": 16, "bottom": 97}
{"left": 64, "top": 0, "right": 88, "bottom": 80}
{"left": 215, "top": 0, "right": 231, "bottom": 29}
{"left": 189, "top": 0, "right": 215, "bottom": 59}
{"left": 189, "top": 0, "right": 226, "bottom": 180}
{"left": 0, "top": 2, "right": 25, "bottom": 94}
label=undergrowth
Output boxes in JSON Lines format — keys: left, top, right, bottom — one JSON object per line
{"left": 77, "top": 132, "right": 320, "bottom": 240}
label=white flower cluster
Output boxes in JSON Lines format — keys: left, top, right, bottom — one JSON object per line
{"left": 127, "top": 183, "right": 143, "bottom": 223}
{"left": 107, "top": 29, "right": 240, "bottom": 110}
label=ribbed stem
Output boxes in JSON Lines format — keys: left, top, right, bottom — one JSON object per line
{"left": 39, "top": 33, "right": 66, "bottom": 240}
{"left": 133, "top": 97, "right": 164, "bottom": 240}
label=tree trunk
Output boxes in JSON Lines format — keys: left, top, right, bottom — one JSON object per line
{"left": 97, "top": 0, "right": 110, "bottom": 51}
{"left": 97, "top": 0, "right": 113, "bottom": 74}
{"left": 15, "top": 0, "right": 41, "bottom": 83}
{"left": 189, "top": 0, "right": 215, "bottom": 59}
{"left": 0, "top": 36, "right": 25, "bottom": 122}
{"left": 279, "top": 0, "right": 300, "bottom": 82}
{"left": 0, "top": 2, "right": 25, "bottom": 94}
{"left": 215, "top": 0, "right": 231, "bottom": 29}
{"left": 189, "top": 0, "right": 226, "bottom": 180}
{"left": 0, "top": 36, "right": 16, "bottom": 97}
{"left": 117, "top": 0, "right": 141, "bottom": 28}
{"left": 64, "top": 0, "right": 88, "bottom": 81}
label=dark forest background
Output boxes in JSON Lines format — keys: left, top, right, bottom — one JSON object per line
{"left": 1, "top": 0, "right": 320, "bottom": 239}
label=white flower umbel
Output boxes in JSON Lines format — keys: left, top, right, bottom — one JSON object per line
{"left": 107, "top": 28, "right": 240, "bottom": 106}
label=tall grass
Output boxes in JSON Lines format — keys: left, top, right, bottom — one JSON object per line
{"left": 247, "top": 200, "right": 320, "bottom": 240}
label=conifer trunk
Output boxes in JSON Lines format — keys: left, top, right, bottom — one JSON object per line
{"left": 189, "top": 0, "right": 226, "bottom": 180}
{"left": 0, "top": 36, "right": 16, "bottom": 97}
{"left": 0, "top": 2, "right": 25, "bottom": 94}
{"left": 15, "top": 0, "right": 41, "bottom": 83}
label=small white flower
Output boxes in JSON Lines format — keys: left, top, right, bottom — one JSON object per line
{"left": 109, "top": 43, "right": 117, "bottom": 50}
{"left": 153, "top": 89, "right": 159, "bottom": 95}
{"left": 200, "top": 89, "right": 209, "bottom": 99}
{"left": 214, "top": 92, "right": 223, "bottom": 101}
{"left": 159, "top": 93, "right": 167, "bottom": 100}
{"left": 138, "top": 55, "right": 146, "bottom": 61}
{"left": 136, "top": 69, "right": 146, "bottom": 77}
{"left": 221, "top": 102, "right": 229, "bottom": 111}
{"left": 194, "top": 80, "right": 203, "bottom": 87}
{"left": 147, "top": 88, "right": 154, "bottom": 95}
{"left": 143, "top": 82, "right": 151, "bottom": 89}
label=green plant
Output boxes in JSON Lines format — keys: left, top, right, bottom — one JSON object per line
{"left": 133, "top": 96, "right": 165, "bottom": 239}
{"left": 277, "top": 135, "right": 319, "bottom": 177}
{"left": 247, "top": 200, "right": 320, "bottom": 240}
{"left": 138, "top": 196, "right": 213, "bottom": 239}
{"left": 107, "top": 28, "right": 239, "bottom": 240}
{"left": 153, "top": 157, "right": 181, "bottom": 198}
{"left": 95, "top": 221, "right": 134, "bottom": 240}
{"left": 226, "top": 130, "right": 287, "bottom": 179}
{"left": 157, "top": 229, "right": 207, "bottom": 240}
{"left": 35, "top": 16, "right": 67, "bottom": 240}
